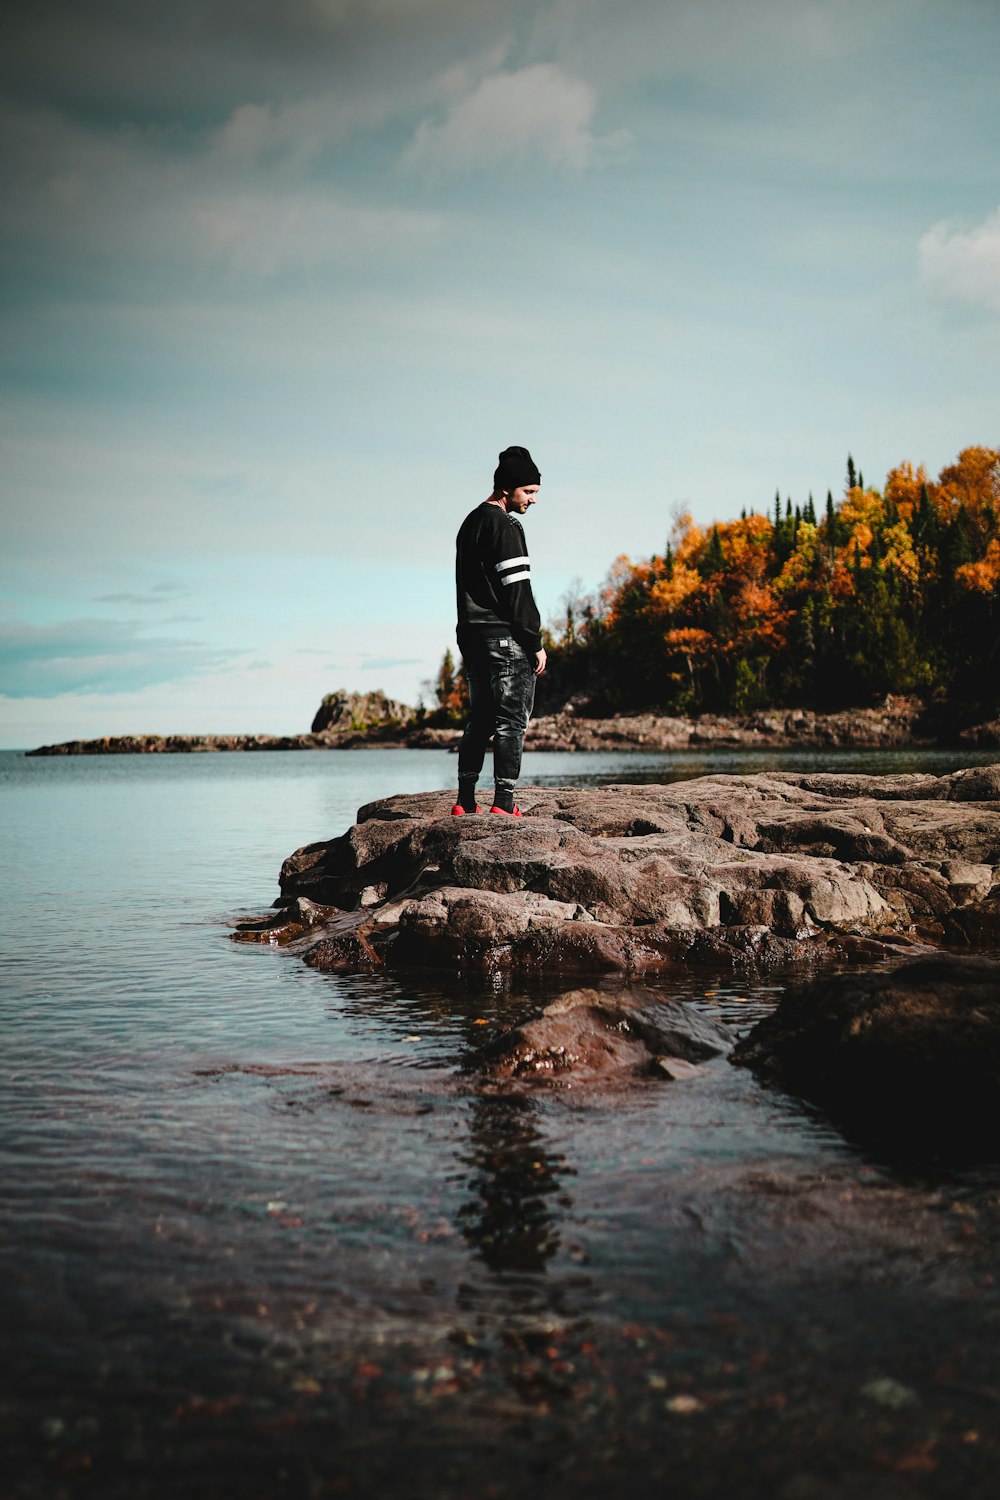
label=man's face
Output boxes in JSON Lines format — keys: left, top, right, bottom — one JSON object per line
{"left": 508, "top": 484, "right": 540, "bottom": 514}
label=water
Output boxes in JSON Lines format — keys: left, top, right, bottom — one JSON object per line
{"left": 3, "top": 746, "right": 1000, "bottom": 1499}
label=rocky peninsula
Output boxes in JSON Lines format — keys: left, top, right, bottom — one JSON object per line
{"left": 235, "top": 763, "right": 1000, "bottom": 975}
{"left": 26, "top": 687, "right": 1000, "bottom": 754}
{"left": 235, "top": 764, "right": 1000, "bottom": 1158}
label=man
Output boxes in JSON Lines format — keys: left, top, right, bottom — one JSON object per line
{"left": 453, "top": 445, "right": 546, "bottom": 818}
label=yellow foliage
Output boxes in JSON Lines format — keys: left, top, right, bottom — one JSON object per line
{"left": 880, "top": 521, "right": 921, "bottom": 586}
{"left": 884, "top": 461, "right": 931, "bottom": 522}
{"left": 837, "top": 522, "right": 874, "bottom": 567}
{"left": 648, "top": 561, "right": 703, "bottom": 614}
{"left": 672, "top": 513, "right": 705, "bottom": 566}
{"left": 775, "top": 522, "right": 819, "bottom": 594}
{"left": 937, "top": 446, "right": 1000, "bottom": 516}
{"left": 664, "top": 626, "right": 713, "bottom": 654}
{"left": 956, "top": 538, "right": 1000, "bottom": 594}
{"left": 716, "top": 514, "right": 773, "bottom": 578}
{"left": 840, "top": 488, "right": 885, "bottom": 531}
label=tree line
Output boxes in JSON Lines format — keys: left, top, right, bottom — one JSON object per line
{"left": 431, "top": 445, "right": 1000, "bottom": 720}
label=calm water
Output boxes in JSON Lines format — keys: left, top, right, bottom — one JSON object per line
{"left": 3, "top": 746, "right": 1000, "bottom": 1499}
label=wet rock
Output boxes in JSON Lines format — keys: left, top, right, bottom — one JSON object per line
{"left": 475, "top": 987, "right": 731, "bottom": 1085}
{"left": 243, "top": 767, "right": 1000, "bottom": 975}
{"left": 733, "top": 955, "right": 1000, "bottom": 1159}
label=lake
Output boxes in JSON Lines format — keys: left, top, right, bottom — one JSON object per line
{"left": 3, "top": 745, "right": 1000, "bottom": 1499}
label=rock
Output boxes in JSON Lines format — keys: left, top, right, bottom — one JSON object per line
{"left": 26, "top": 731, "right": 332, "bottom": 756}
{"left": 732, "top": 955, "right": 1000, "bottom": 1159}
{"left": 236, "top": 766, "right": 1000, "bottom": 976}
{"left": 310, "top": 688, "right": 416, "bottom": 737}
{"left": 29, "top": 694, "right": 984, "bottom": 756}
{"left": 522, "top": 696, "right": 937, "bottom": 754}
{"left": 476, "top": 987, "right": 731, "bottom": 1084}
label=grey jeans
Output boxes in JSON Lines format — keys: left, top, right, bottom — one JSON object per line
{"left": 457, "top": 631, "right": 535, "bottom": 792}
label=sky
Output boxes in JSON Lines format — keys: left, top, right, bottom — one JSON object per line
{"left": 1, "top": 0, "right": 999, "bottom": 747}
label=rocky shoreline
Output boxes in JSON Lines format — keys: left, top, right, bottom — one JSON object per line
{"left": 234, "top": 765, "right": 1000, "bottom": 1157}
{"left": 25, "top": 691, "right": 1000, "bottom": 755}
{"left": 236, "top": 764, "right": 1000, "bottom": 975}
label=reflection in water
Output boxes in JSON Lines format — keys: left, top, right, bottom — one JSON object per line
{"left": 457, "top": 1092, "right": 574, "bottom": 1274}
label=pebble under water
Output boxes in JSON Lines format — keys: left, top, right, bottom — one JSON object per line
{"left": 3, "top": 746, "right": 1000, "bottom": 1500}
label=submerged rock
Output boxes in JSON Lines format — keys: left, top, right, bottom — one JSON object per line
{"left": 236, "top": 766, "right": 1000, "bottom": 975}
{"left": 475, "top": 987, "right": 731, "bottom": 1085}
{"left": 733, "top": 954, "right": 1000, "bottom": 1159}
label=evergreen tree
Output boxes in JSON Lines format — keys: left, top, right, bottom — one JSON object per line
{"left": 435, "top": 648, "right": 456, "bottom": 707}
{"left": 847, "top": 454, "right": 857, "bottom": 490}
{"left": 702, "top": 525, "right": 725, "bottom": 576}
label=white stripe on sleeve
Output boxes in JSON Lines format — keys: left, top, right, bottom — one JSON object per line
{"left": 496, "top": 556, "right": 530, "bottom": 574}
{"left": 500, "top": 570, "right": 531, "bottom": 586}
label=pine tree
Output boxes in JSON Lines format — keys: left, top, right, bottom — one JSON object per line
{"left": 847, "top": 454, "right": 857, "bottom": 490}
{"left": 702, "top": 525, "right": 725, "bottom": 576}
{"left": 435, "top": 648, "right": 456, "bottom": 707}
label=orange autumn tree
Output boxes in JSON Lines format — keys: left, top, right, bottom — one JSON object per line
{"left": 536, "top": 445, "right": 1000, "bottom": 714}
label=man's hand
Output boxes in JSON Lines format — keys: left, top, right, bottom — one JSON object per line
{"left": 534, "top": 647, "right": 547, "bottom": 676}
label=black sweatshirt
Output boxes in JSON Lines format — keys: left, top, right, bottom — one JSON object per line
{"left": 455, "top": 501, "right": 542, "bottom": 654}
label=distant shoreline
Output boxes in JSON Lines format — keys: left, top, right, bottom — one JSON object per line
{"left": 24, "top": 699, "right": 1000, "bottom": 756}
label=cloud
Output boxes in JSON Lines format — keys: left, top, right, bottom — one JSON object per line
{"left": 193, "top": 190, "right": 441, "bottom": 278}
{"left": 0, "top": 102, "right": 443, "bottom": 280}
{"left": 919, "top": 207, "right": 1000, "bottom": 313}
{"left": 208, "top": 92, "right": 396, "bottom": 167}
{"left": 405, "top": 62, "right": 629, "bottom": 173}
{"left": 0, "top": 617, "right": 239, "bottom": 697}
{"left": 1, "top": 0, "right": 527, "bottom": 120}
{"left": 95, "top": 583, "right": 189, "bottom": 606}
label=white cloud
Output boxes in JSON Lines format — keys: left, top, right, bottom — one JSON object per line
{"left": 405, "top": 62, "right": 629, "bottom": 173}
{"left": 919, "top": 206, "right": 1000, "bottom": 313}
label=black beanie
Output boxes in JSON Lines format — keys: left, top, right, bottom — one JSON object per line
{"left": 493, "top": 445, "right": 541, "bottom": 493}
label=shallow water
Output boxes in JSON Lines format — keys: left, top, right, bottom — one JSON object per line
{"left": 3, "top": 746, "right": 1000, "bottom": 1498}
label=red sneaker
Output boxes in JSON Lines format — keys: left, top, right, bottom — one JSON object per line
{"left": 451, "top": 804, "right": 479, "bottom": 816}
{"left": 489, "top": 805, "right": 522, "bottom": 818}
